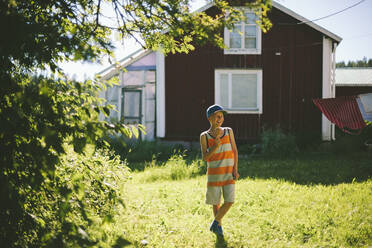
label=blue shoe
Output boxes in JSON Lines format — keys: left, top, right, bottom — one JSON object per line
{"left": 210, "top": 220, "right": 223, "bottom": 236}
{"left": 210, "top": 220, "right": 218, "bottom": 233}
{"left": 217, "top": 225, "right": 224, "bottom": 236}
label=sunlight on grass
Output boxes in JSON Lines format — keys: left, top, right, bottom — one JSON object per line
{"left": 131, "top": 154, "right": 206, "bottom": 183}
{"left": 115, "top": 156, "right": 372, "bottom": 247}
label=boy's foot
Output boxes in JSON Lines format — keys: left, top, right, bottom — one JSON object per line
{"left": 210, "top": 220, "right": 223, "bottom": 236}
{"left": 217, "top": 225, "right": 224, "bottom": 236}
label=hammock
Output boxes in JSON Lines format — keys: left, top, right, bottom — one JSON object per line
{"left": 313, "top": 95, "right": 366, "bottom": 134}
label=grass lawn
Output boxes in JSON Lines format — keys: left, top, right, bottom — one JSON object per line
{"left": 113, "top": 152, "right": 372, "bottom": 247}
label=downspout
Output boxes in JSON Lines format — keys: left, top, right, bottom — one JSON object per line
{"left": 322, "top": 36, "right": 332, "bottom": 141}
{"left": 156, "top": 50, "right": 166, "bottom": 138}
{"left": 331, "top": 41, "right": 337, "bottom": 140}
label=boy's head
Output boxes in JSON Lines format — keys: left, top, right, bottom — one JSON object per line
{"left": 206, "top": 104, "right": 227, "bottom": 119}
{"left": 206, "top": 104, "right": 227, "bottom": 125}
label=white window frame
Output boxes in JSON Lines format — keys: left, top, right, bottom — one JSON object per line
{"left": 215, "top": 69, "right": 263, "bottom": 114}
{"left": 224, "top": 8, "right": 262, "bottom": 55}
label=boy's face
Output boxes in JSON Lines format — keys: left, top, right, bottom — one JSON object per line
{"left": 208, "top": 111, "right": 224, "bottom": 127}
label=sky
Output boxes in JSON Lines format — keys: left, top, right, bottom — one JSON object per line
{"left": 60, "top": 0, "right": 372, "bottom": 80}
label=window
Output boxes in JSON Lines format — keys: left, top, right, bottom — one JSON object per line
{"left": 224, "top": 9, "right": 261, "bottom": 54}
{"left": 121, "top": 88, "right": 142, "bottom": 125}
{"left": 215, "top": 69, "right": 262, "bottom": 114}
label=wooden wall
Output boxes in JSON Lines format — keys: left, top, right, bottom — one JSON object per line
{"left": 164, "top": 6, "right": 324, "bottom": 142}
{"left": 336, "top": 86, "right": 372, "bottom": 97}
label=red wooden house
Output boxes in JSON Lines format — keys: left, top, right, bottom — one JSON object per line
{"left": 100, "top": 1, "right": 342, "bottom": 143}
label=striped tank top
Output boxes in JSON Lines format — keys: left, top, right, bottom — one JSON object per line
{"left": 205, "top": 128, "right": 235, "bottom": 187}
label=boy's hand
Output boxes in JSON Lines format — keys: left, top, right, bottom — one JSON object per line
{"left": 232, "top": 170, "right": 239, "bottom": 180}
{"left": 214, "top": 128, "right": 223, "bottom": 147}
{"left": 215, "top": 136, "right": 221, "bottom": 147}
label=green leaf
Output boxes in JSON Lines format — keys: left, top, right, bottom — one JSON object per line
{"left": 103, "top": 106, "right": 110, "bottom": 117}
{"left": 131, "top": 125, "right": 139, "bottom": 139}
{"left": 138, "top": 124, "right": 147, "bottom": 135}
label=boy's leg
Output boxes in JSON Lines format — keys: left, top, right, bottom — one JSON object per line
{"left": 215, "top": 184, "right": 235, "bottom": 224}
{"left": 214, "top": 202, "right": 233, "bottom": 224}
{"left": 207, "top": 187, "right": 224, "bottom": 235}
{"left": 213, "top": 204, "right": 220, "bottom": 217}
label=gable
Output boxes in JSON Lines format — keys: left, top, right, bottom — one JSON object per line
{"left": 199, "top": 0, "right": 341, "bottom": 43}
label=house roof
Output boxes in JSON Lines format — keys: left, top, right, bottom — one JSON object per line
{"left": 271, "top": 1, "right": 341, "bottom": 43}
{"left": 98, "top": 48, "right": 153, "bottom": 80}
{"left": 335, "top": 68, "right": 372, "bottom": 86}
{"left": 198, "top": 1, "right": 342, "bottom": 43}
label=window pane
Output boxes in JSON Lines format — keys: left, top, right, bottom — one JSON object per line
{"left": 106, "top": 86, "right": 119, "bottom": 120}
{"left": 123, "top": 71, "right": 143, "bottom": 86}
{"left": 107, "top": 85, "right": 118, "bottom": 103}
{"left": 230, "top": 24, "right": 242, "bottom": 48}
{"left": 124, "top": 91, "right": 141, "bottom": 117}
{"left": 244, "top": 26, "right": 256, "bottom": 48}
{"left": 231, "top": 74, "right": 257, "bottom": 109}
{"left": 145, "top": 71, "right": 156, "bottom": 83}
{"left": 245, "top": 12, "right": 257, "bottom": 24}
{"left": 145, "top": 83, "right": 155, "bottom": 99}
{"left": 245, "top": 37, "right": 256, "bottom": 49}
{"left": 220, "top": 74, "right": 229, "bottom": 108}
{"left": 245, "top": 25, "right": 256, "bottom": 37}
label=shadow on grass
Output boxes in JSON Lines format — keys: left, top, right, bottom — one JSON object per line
{"left": 112, "top": 236, "right": 132, "bottom": 247}
{"left": 238, "top": 151, "right": 372, "bottom": 185}
{"left": 215, "top": 235, "right": 231, "bottom": 248}
{"left": 126, "top": 148, "right": 371, "bottom": 186}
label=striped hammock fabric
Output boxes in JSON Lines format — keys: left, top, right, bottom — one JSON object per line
{"left": 313, "top": 95, "right": 366, "bottom": 134}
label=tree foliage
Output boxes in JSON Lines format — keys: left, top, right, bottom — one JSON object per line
{"left": 336, "top": 57, "right": 372, "bottom": 68}
{"left": 0, "top": 74, "right": 135, "bottom": 246}
{"left": 0, "top": 0, "right": 272, "bottom": 246}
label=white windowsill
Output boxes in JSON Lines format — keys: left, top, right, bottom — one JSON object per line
{"left": 224, "top": 49, "right": 261, "bottom": 55}
{"left": 226, "top": 109, "right": 262, "bottom": 114}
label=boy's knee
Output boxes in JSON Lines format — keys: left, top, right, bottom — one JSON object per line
{"left": 225, "top": 202, "right": 234, "bottom": 207}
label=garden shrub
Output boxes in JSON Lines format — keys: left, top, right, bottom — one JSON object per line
{"left": 0, "top": 75, "right": 135, "bottom": 247}
{"left": 238, "top": 143, "right": 260, "bottom": 156}
{"left": 260, "top": 126, "right": 299, "bottom": 156}
{"left": 326, "top": 124, "right": 372, "bottom": 154}
{"left": 362, "top": 121, "right": 372, "bottom": 146}
{"left": 20, "top": 145, "right": 129, "bottom": 247}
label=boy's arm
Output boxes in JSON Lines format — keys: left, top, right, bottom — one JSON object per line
{"left": 200, "top": 133, "right": 221, "bottom": 162}
{"left": 229, "top": 128, "right": 239, "bottom": 180}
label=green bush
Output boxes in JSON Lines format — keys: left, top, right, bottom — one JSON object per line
{"left": 329, "top": 135, "right": 364, "bottom": 154}
{"left": 0, "top": 75, "right": 136, "bottom": 247}
{"left": 362, "top": 121, "right": 372, "bottom": 144}
{"left": 260, "top": 126, "right": 299, "bottom": 156}
{"left": 21, "top": 145, "right": 129, "bottom": 247}
{"left": 238, "top": 143, "right": 259, "bottom": 157}
{"left": 324, "top": 123, "right": 372, "bottom": 154}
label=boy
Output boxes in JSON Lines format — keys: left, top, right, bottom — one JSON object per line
{"left": 200, "top": 104, "right": 239, "bottom": 237}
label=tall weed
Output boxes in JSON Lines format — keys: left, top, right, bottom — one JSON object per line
{"left": 134, "top": 154, "right": 206, "bottom": 183}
